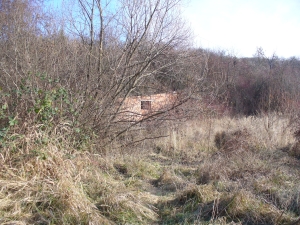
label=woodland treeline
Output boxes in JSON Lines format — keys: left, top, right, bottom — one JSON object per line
{"left": 1, "top": 0, "right": 300, "bottom": 148}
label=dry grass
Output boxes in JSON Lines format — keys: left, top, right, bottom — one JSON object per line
{"left": 8, "top": 124, "right": 154, "bottom": 224}
{"left": 148, "top": 113, "right": 300, "bottom": 224}
{"left": 151, "top": 114, "right": 294, "bottom": 159}
{"left": 152, "top": 168, "right": 186, "bottom": 192}
{"left": 2, "top": 113, "right": 300, "bottom": 224}
{"left": 0, "top": 126, "right": 159, "bottom": 224}
{"left": 0, "top": 146, "right": 110, "bottom": 224}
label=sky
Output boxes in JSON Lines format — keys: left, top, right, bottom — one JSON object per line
{"left": 47, "top": 0, "right": 300, "bottom": 58}
{"left": 183, "top": 0, "right": 300, "bottom": 58}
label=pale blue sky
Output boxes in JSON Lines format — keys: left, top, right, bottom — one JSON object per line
{"left": 45, "top": 0, "right": 62, "bottom": 8}
{"left": 183, "top": 0, "right": 300, "bottom": 58}
{"left": 46, "top": 0, "right": 300, "bottom": 58}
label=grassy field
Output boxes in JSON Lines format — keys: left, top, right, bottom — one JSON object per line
{"left": 1, "top": 114, "right": 300, "bottom": 224}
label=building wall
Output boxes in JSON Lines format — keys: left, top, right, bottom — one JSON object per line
{"left": 117, "top": 92, "right": 178, "bottom": 121}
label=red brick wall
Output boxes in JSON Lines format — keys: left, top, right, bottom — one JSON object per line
{"left": 117, "top": 92, "right": 178, "bottom": 121}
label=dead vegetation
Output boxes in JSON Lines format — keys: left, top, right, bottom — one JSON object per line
{"left": 2, "top": 114, "right": 300, "bottom": 224}
{"left": 1, "top": 0, "right": 300, "bottom": 224}
{"left": 289, "top": 130, "right": 300, "bottom": 159}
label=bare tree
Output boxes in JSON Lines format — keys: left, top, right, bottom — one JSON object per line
{"left": 61, "top": 0, "right": 196, "bottom": 145}
{"left": 0, "top": 0, "right": 47, "bottom": 119}
{"left": 0, "top": 0, "right": 208, "bottom": 149}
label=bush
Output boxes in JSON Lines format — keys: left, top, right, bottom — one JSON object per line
{"left": 289, "top": 141, "right": 300, "bottom": 159}
{"left": 289, "top": 129, "right": 300, "bottom": 159}
{"left": 214, "top": 129, "right": 250, "bottom": 153}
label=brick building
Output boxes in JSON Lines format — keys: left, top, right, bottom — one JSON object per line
{"left": 117, "top": 92, "right": 178, "bottom": 121}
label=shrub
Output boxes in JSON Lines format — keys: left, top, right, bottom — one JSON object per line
{"left": 289, "top": 141, "right": 300, "bottom": 159}
{"left": 152, "top": 169, "right": 185, "bottom": 192}
{"left": 214, "top": 129, "right": 250, "bottom": 153}
{"left": 289, "top": 129, "right": 300, "bottom": 159}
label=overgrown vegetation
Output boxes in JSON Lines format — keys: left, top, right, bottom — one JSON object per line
{"left": 1, "top": 0, "right": 300, "bottom": 224}
{"left": 2, "top": 113, "right": 300, "bottom": 224}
